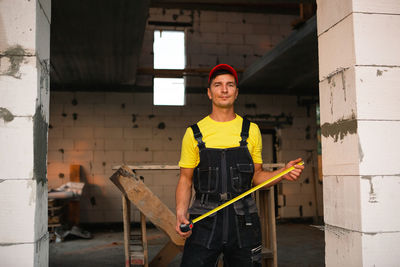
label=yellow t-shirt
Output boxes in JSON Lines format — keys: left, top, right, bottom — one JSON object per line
{"left": 179, "top": 115, "right": 263, "bottom": 168}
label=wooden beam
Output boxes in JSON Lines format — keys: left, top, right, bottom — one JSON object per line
{"left": 141, "top": 212, "right": 149, "bottom": 267}
{"left": 257, "top": 188, "right": 277, "bottom": 267}
{"left": 112, "top": 163, "right": 285, "bottom": 171}
{"left": 150, "top": 1, "right": 306, "bottom": 14}
{"left": 110, "top": 166, "right": 185, "bottom": 247}
{"left": 136, "top": 67, "right": 244, "bottom": 78}
{"left": 69, "top": 165, "right": 81, "bottom": 182}
{"left": 149, "top": 240, "right": 182, "bottom": 267}
{"left": 112, "top": 164, "right": 180, "bottom": 171}
{"left": 68, "top": 164, "right": 81, "bottom": 226}
{"left": 122, "top": 195, "right": 131, "bottom": 267}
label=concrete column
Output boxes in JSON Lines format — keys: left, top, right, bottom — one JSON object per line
{"left": 0, "top": 0, "right": 51, "bottom": 266}
{"left": 317, "top": 0, "right": 400, "bottom": 266}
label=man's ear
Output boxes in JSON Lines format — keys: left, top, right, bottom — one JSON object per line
{"left": 207, "top": 88, "right": 212, "bottom": 100}
{"left": 235, "top": 87, "right": 239, "bottom": 99}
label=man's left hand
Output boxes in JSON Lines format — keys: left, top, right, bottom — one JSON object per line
{"left": 282, "top": 158, "right": 304, "bottom": 181}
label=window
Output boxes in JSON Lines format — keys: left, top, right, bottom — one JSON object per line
{"left": 153, "top": 30, "right": 185, "bottom": 106}
{"left": 153, "top": 78, "right": 185, "bottom": 106}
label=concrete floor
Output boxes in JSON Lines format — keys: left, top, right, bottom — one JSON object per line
{"left": 49, "top": 222, "right": 324, "bottom": 267}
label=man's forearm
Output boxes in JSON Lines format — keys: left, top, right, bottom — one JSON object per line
{"left": 252, "top": 168, "right": 285, "bottom": 187}
{"left": 175, "top": 170, "right": 193, "bottom": 218}
{"left": 252, "top": 159, "right": 304, "bottom": 186}
{"left": 176, "top": 183, "right": 191, "bottom": 216}
{"left": 175, "top": 168, "right": 194, "bottom": 236}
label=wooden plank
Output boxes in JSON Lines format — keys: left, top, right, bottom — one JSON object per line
{"left": 68, "top": 164, "right": 81, "bottom": 226}
{"left": 110, "top": 166, "right": 185, "bottom": 247}
{"left": 137, "top": 67, "right": 244, "bottom": 77}
{"left": 149, "top": 240, "right": 182, "bottom": 267}
{"left": 150, "top": 1, "right": 302, "bottom": 15}
{"left": 68, "top": 201, "right": 80, "bottom": 226}
{"left": 123, "top": 195, "right": 131, "bottom": 267}
{"left": 141, "top": 212, "right": 149, "bottom": 267}
{"left": 258, "top": 187, "right": 277, "bottom": 267}
{"left": 261, "top": 248, "right": 274, "bottom": 259}
{"left": 268, "top": 188, "right": 277, "bottom": 267}
{"left": 131, "top": 252, "right": 145, "bottom": 265}
{"left": 258, "top": 190, "right": 268, "bottom": 267}
{"left": 70, "top": 165, "right": 81, "bottom": 182}
{"left": 48, "top": 206, "right": 63, "bottom": 212}
{"left": 112, "top": 163, "right": 285, "bottom": 171}
{"left": 48, "top": 223, "right": 62, "bottom": 228}
{"left": 48, "top": 216, "right": 61, "bottom": 224}
{"left": 112, "top": 164, "right": 180, "bottom": 171}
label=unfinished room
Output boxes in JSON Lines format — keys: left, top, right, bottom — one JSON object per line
{"left": 1, "top": 0, "right": 399, "bottom": 266}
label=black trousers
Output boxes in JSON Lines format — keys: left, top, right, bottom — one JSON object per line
{"left": 180, "top": 206, "right": 262, "bottom": 267}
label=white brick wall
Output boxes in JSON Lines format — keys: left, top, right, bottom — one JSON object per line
{"left": 0, "top": 0, "right": 50, "bottom": 266}
{"left": 318, "top": 0, "right": 400, "bottom": 265}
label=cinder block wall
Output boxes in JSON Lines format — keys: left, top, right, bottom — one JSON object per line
{"left": 48, "top": 92, "right": 208, "bottom": 222}
{"left": 47, "top": 8, "right": 322, "bottom": 223}
{"left": 137, "top": 8, "right": 296, "bottom": 88}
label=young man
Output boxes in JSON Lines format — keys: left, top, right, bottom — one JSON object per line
{"left": 176, "top": 64, "right": 304, "bottom": 266}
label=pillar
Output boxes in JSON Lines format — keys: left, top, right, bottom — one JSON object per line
{"left": 0, "top": 0, "right": 51, "bottom": 266}
{"left": 317, "top": 0, "right": 400, "bottom": 266}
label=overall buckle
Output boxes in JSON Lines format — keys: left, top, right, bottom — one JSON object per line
{"left": 219, "top": 192, "right": 232, "bottom": 201}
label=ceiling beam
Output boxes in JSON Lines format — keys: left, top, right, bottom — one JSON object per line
{"left": 150, "top": 0, "right": 314, "bottom": 14}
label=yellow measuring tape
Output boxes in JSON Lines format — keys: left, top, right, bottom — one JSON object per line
{"left": 180, "top": 161, "right": 304, "bottom": 232}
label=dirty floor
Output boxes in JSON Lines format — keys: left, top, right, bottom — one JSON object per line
{"left": 49, "top": 222, "right": 324, "bottom": 267}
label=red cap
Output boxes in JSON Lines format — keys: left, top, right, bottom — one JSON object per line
{"left": 208, "top": 64, "right": 238, "bottom": 84}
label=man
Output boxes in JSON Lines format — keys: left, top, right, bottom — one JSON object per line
{"left": 176, "top": 64, "right": 304, "bottom": 266}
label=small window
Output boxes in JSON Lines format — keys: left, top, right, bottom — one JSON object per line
{"left": 153, "top": 30, "right": 185, "bottom": 106}
{"left": 153, "top": 78, "right": 185, "bottom": 106}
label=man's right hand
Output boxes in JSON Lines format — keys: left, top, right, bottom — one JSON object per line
{"left": 176, "top": 213, "right": 192, "bottom": 238}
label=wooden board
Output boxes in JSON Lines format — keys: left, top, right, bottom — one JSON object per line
{"left": 141, "top": 212, "right": 149, "bottom": 267}
{"left": 112, "top": 163, "right": 285, "bottom": 171}
{"left": 110, "top": 166, "right": 185, "bottom": 247}
{"left": 122, "top": 195, "right": 131, "bottom": 267}
{"left": 257, "top": 188, "right": 277, "bottom": 267}
{"left": 149, "top": 240, "right": 182, "bottom": 267}
{"left": 68, "top": 165, "right": 81, "bottom": 226}
{"left": 70, "top": 165, "right": 81, "bottom": 182}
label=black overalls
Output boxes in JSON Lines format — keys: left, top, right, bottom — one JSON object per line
{"left": 181, "top": 118, "right": 262, "bottom": 267}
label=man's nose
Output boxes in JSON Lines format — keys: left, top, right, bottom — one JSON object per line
{"left": 221, "top": 84, "right": 228, "bottom": 92}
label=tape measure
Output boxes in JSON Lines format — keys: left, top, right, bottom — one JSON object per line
{"left": 180, "top": 161, "right": 304, "bottom": 232}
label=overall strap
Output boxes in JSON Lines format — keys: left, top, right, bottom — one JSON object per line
{"left": 190, "top": 124, "right": 206, "bottom": 150}
{"left": 240, "top": 117, "right": 251, "bottom": 146}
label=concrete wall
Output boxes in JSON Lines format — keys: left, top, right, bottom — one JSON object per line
{"left": 317, "top": 0, "right": 400, "bottom": 266}
{"left": 0, "top": 0, "right": 51, "bottom": 266}
{"left": 47, "top": 7, "right": 321, "bottom": 223}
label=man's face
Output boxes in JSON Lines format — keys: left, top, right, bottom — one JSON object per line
{"left": 207, "top": 74, "right": 238, "bottom": 109}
